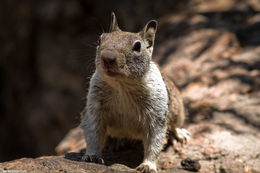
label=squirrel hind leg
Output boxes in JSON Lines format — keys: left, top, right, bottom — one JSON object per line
{"left": 174, "top": 128, "right": 190, "bottom": 144}
{"left": 168, "top": 128, "right": 190, "bottom": 144}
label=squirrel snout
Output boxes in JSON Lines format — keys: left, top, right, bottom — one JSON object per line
{"left": 101, "top": 50, "right": 118, "bottom": 69}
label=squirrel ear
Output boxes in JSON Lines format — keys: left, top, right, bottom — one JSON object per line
{"left": 139, "top": 20, "right": 157, "bottom": 48}
{"left": 109, "top": 12, "right": 121, "bottom": 32}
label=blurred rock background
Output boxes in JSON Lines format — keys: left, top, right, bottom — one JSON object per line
{"left": 0, "top": 1, "right": 259, "bottom": 170}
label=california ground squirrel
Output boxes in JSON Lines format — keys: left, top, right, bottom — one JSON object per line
{"left": 81, "top": 12, "right": 190, "bottom": 173}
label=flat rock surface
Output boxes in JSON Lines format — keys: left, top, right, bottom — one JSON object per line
{"left": 0, "top": 156, "right": 136, "bottom": 173}
{"left": 1, "top": 120, "right": 259, "bottom": 173}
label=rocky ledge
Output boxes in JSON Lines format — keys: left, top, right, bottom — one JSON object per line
{"left": 1, "top": 119, "right": 259, "bottom": 173}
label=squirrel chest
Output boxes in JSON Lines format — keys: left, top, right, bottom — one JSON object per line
{"left": 89, "top": 62, "right": 169, "bottom": 139}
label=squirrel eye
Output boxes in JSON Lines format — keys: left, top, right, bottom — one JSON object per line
{"left": 133, "top": 41, "right": 141, "bottom": 52}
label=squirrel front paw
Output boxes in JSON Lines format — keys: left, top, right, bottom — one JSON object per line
{"left": 81, "top": 154, "right": 104, "bottom": 164}
{"left": 136, "top": 161, "right": 157, "bottom": 173}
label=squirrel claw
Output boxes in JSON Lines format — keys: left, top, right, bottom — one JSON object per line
{"left": 81, "top": 155, "right": 104, "bottom": 164}
{"left": 137, "top": 165, "right": 157, "bottom": 173}
{"left": 136, "top": 161, "right": 157, "bottom": 173}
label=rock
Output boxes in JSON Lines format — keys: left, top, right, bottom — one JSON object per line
{"left": 0, "top": 156, "right": 137, "bottom": 173}
{"left": 55, "top": 127, "right": 86, "bottom": 155}
{"left": 53, "top": 121, "right": 260, "bottom": 172}
{"left": 181, "top": 158, "right": 201, "bottom": 172}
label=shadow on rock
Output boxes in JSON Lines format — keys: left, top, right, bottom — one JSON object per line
{"left": 64, "top": 140, "right": 144, "bottom": 169}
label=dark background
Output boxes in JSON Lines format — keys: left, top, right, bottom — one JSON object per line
{"left": 1, "top": 0, "right": 260, "bottom": 162}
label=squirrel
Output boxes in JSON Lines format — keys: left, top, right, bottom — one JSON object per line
{"left": 81, "top": 12, "right": 190, "bottom": 173}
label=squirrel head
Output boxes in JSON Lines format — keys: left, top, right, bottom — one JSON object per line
{"left": 95, "top": 12, "right": 157, "bottom": 79}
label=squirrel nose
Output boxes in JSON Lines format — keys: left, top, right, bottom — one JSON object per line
{"left": 101, "top": 50, "right": 117, "bottom": 68}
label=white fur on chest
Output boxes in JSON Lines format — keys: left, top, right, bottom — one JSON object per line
{"left": 87, "top": 62, "right": 169, "bottom": 139}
